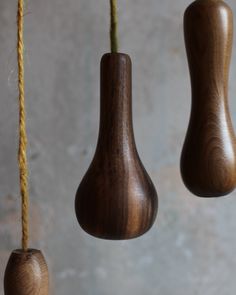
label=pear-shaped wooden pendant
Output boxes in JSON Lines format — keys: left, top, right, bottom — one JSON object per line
{"left": 75, "top": 53, "right": 158, "bottom": 239}
{"left": 4, "top": 249, "right": 49, "bottom": 295}
{"left": 181, "top": 0, "right": 236, "bottom": 197}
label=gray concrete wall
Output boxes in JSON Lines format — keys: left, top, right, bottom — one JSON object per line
{"left": 1, "top": 0, "right": 236, "bottom": 294}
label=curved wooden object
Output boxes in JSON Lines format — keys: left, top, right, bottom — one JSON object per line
{"left": 181, "top": 0, "right": 236, "bottom": 197}
{"left": 75, "top": 53, "right": 158, "bottom": 240}
{"left": 4, "top": 249, "right": 49, "bottom": 295}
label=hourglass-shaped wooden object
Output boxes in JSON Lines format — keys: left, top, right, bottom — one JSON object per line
{"left": 4, "top": 249, "right": 49, "bottom": 295}
{"left": 181, "top": 0, "right": 236, "bottom": 197}
{"left": 75, "top": 53, "right": 158, "bottom": 239}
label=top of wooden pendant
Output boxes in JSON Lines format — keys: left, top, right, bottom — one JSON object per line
{"left": 4, "top": 249, "right": 49, "bottom": 295}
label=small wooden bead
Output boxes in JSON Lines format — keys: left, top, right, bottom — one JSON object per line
{"left": 4, "top": 249, "right": 49, "bottom": 295}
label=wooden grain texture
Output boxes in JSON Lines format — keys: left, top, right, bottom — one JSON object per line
{"left": 181, "top": 0, "right": 236, "bottom": 197}
{"left": 75, "top": 53, "right": 158, "bottom": 240}
{"left": 4, "top": 249, "right": 49, "bottom": 295}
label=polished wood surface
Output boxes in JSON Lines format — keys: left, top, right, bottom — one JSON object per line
{"left": 181, "top": 0, "right": 236, "bottom": 197}
{"left": 75, "top": 53, "right": 158, "bottom": 239}
{"left": 4, "top": 249, "right": 49, "bottom": 295}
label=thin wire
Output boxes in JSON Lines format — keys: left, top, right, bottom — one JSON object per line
{"left": 17, "top": 0, "right": 30, "bottom": 251}
{"left": 110, "top": 0, "right": 119, "bottom": 53}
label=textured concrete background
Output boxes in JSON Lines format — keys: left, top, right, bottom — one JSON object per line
{"left": 1, "top": 0, "right": 236, "bottom": 294}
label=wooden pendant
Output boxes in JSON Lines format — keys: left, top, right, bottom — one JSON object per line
{"left": 4, "top": 249, "right": 49, "bottom": 295}
{"left": 75, "top": 53, "right": 158, "bottom": 240}
{"left": 181, "top": 0, "right": 236, "bottom": 197}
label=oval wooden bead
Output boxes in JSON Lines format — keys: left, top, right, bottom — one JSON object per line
{"left": 75, "top": 53, "right": 158, "bottom": 240}
{"left": 4, "top": 249, "right": 49, "bottom": 295}
{"left": 181, "top": 0, "right": 236, "bottom": 197}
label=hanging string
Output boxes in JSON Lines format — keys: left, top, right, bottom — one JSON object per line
{"left": 110, "top": 0, "right": 119, "bottom": 53}
{"left": 17, "top": 0, "right": 30, "bottom": 251}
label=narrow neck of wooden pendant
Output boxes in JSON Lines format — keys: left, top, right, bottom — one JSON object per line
{"left": 97, "top": 53, "right": 134, "bottom": 150}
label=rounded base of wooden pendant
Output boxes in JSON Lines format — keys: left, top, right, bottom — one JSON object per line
{"left": 181, "top": 177, "right": 235, "bottom": 198}
{"left": 4, "top": 249, "right": 49, "bottom": 295}
{"left": 76, "top": 214, "right": 158, "bottom": 241}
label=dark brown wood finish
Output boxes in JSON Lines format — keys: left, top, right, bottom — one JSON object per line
{"left": 4, "top": 249, "right": 49, "bottom": 295}
{"left": 181, "top": 0, "right": 236, "bottom": 197}
{"left": 75, "top": 53, "right": 158, "bottom": 239}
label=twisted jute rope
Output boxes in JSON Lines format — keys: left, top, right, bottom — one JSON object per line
{"left": 110, "top": 0, "right": 119, "bottom": 53}
{"left": 17, "top": 0, "right": 30, "bottom": 251}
